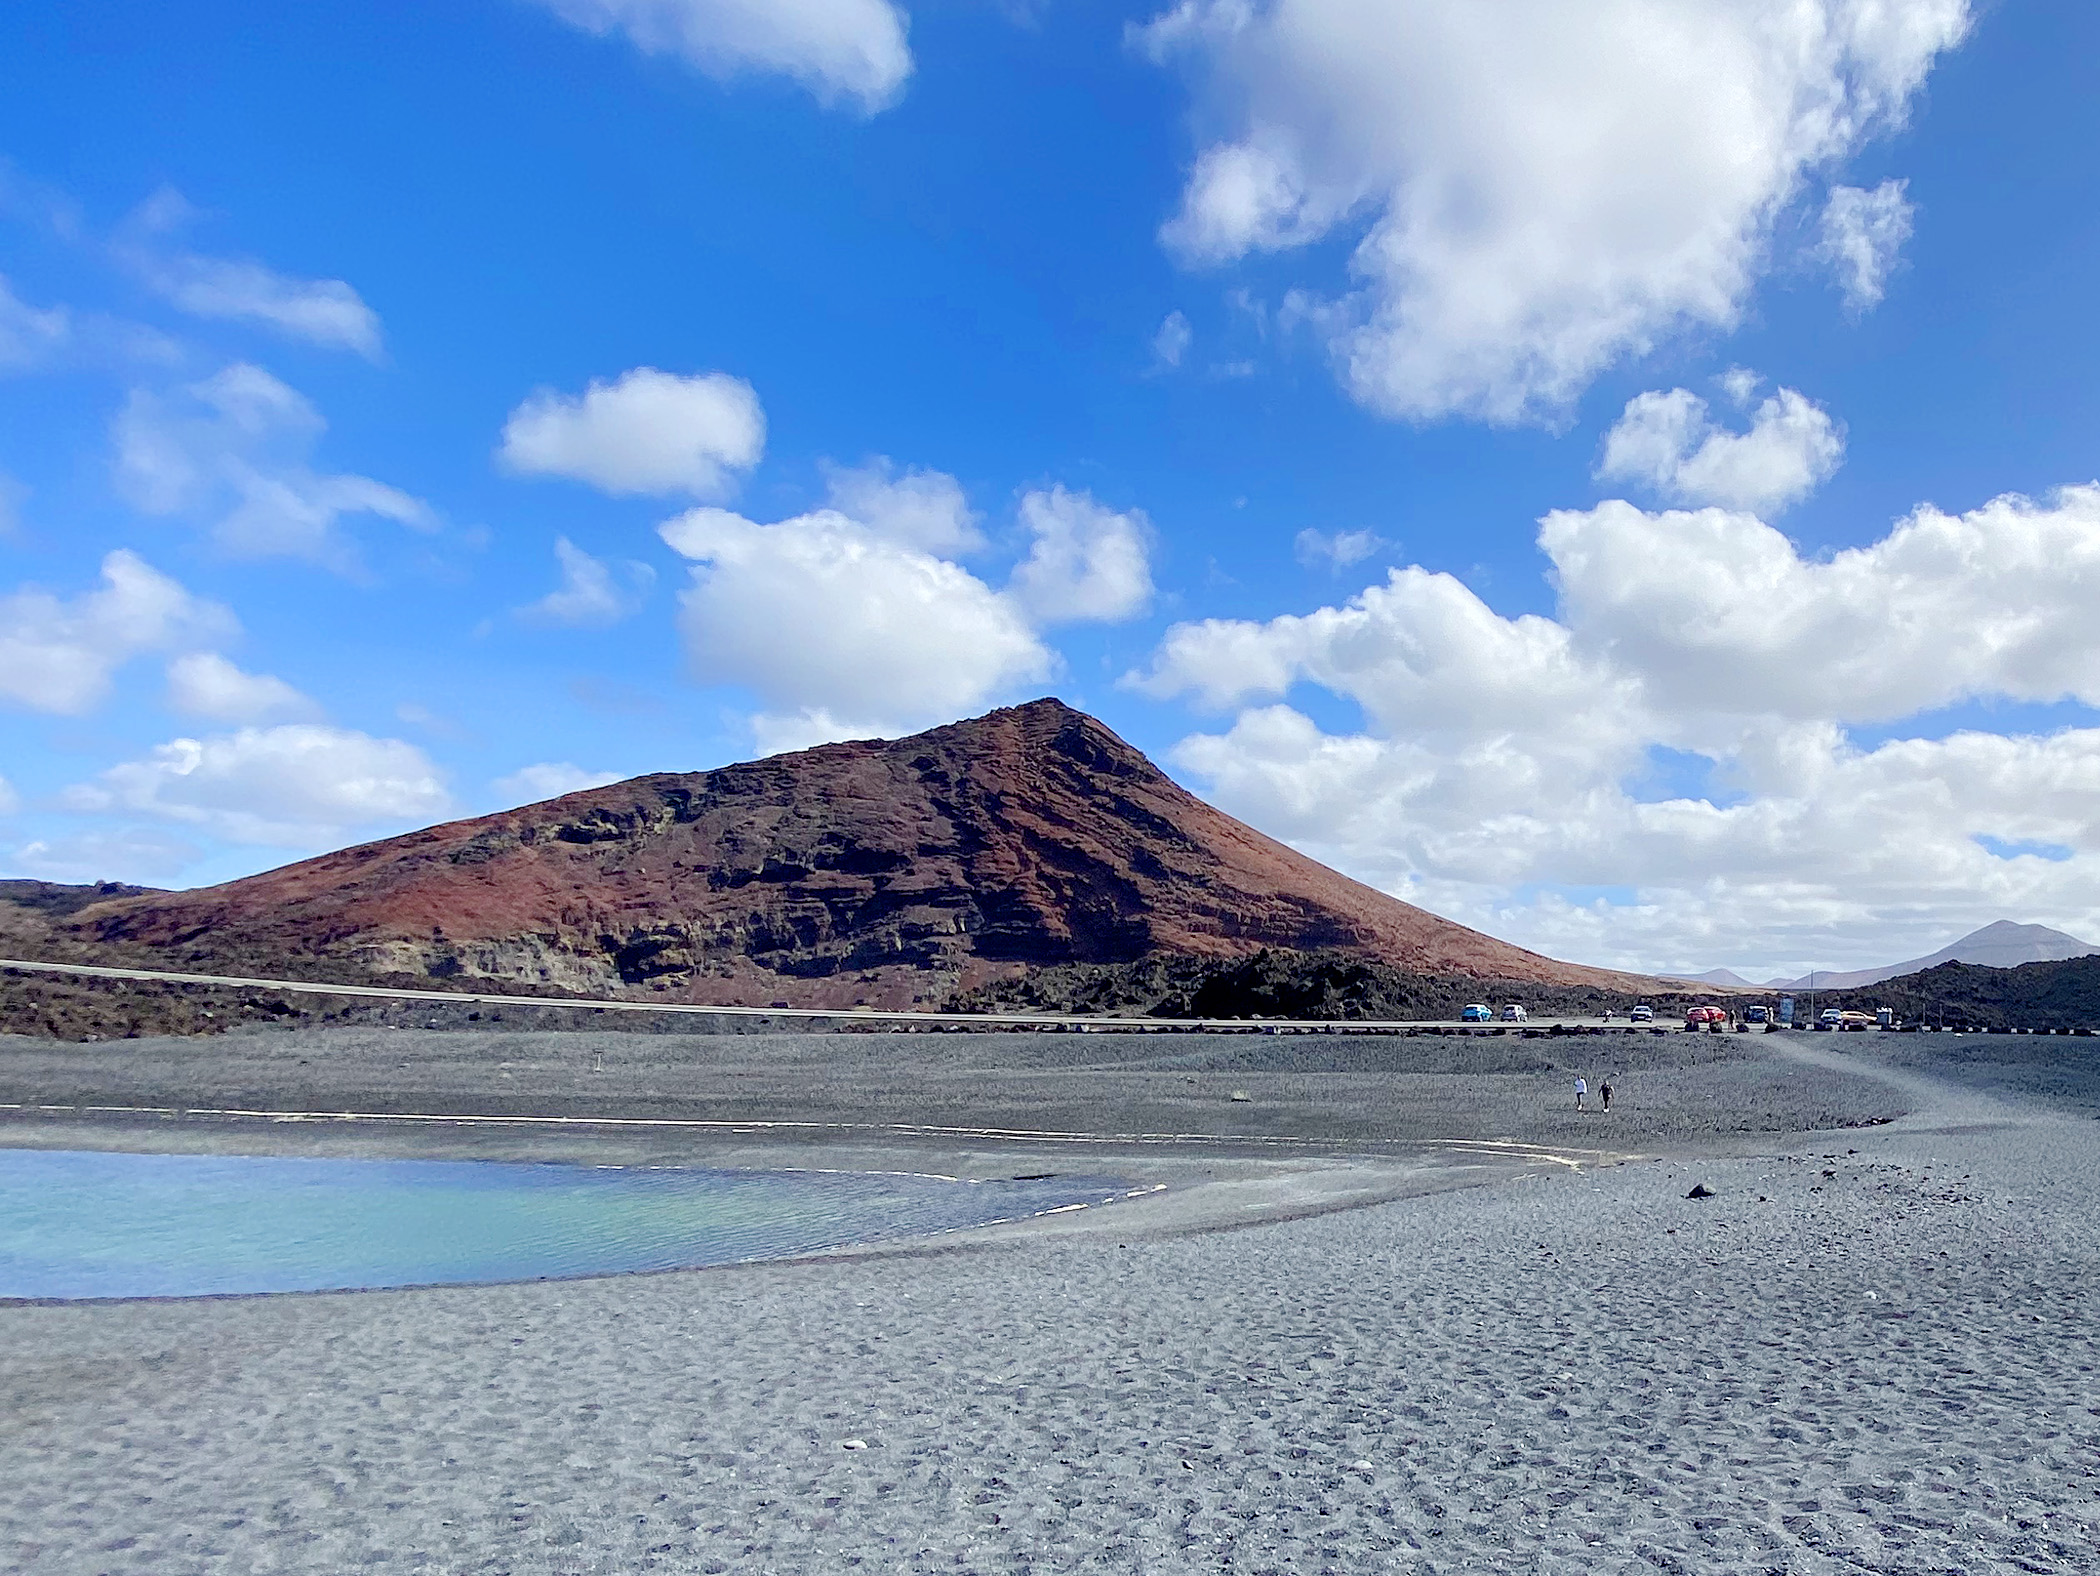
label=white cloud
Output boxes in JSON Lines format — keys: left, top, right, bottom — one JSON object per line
{"left": 1138, "top": 480, "right": 2100, "bottom": 974}
{"left": 4, "top": 828, "right": 201, "bottom": 886}
{"left": 821, "top": 457, "right": 982, "bottom": 554}
{"left": 1139, "top": 0, "right": 1970, "bottom": 421}
{"left": 121, "top": 188, "right": 382, "bottom": 358}
{"left": 1540, "top": 488, "right": 2100, "bottom": 728}
{"left": 0, "top": 274, "right": 70, "bottom": 371}
{"left": 652, "top": 460, "right": 1155, "bottom": 749}
{"left": 1140, "top": 560, "right": 1636, "bottom": 773}
{"left": 1596, "top": 382, "right": 1844, "bottom": 514}
{"left": 64, "top": 725, "right": 451, "bottom": 847}
{"left": 499, "top": 367, "right": 764, "bottom": 498}
{"left": 1153, "top": 309, "right": 1193, "bottom": 367}
{"left": 1294, "top": 526, "right": 1385, "bottom": 571}
{"left": 516, "top": 536, "right": 655, "bottom": 627}
{"left": 147, "top": 255, "right": 380, "bottom": 359}
{"left": 1819, "top": 178, "right": 1914, "bottom": 311}
{"left": 529, "top": 0, "right": 912, "bottom": 113}
{"left": 746, "top": 708, "right": 896, "bottom": 757}
{"left": 492, "top": 762, "right": 624, "bottom": 805}
{"left": 660, "top": 504, "right": 1051, "bottom": 747}
{"left": 1153, "top": 484, "right": 2100, "bottom": 740}
{"left": 1006, "top": 486, "right": 1154, "bottom": 624}
{"left": 165, "top": 652, "right": 321, "bottom": 724}
{"left": 0, "top": 550, "right": 234, "bottom": 715}
{"left": 113, "top": 363, "right": 431, "bottom": 568}
{"left": 1172, "top": 708, "right": 2100, "bottom": 977}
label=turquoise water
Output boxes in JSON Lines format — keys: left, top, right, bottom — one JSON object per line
{"left": 0, "top": 1148, "right": 1137, "bottom": 1300}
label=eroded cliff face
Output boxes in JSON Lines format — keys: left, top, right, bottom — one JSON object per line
{"left": 73, "top": 699, "right": 1640, "bottom": 1007}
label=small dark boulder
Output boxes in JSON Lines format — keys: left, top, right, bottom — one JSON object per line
{"left": 1685, "top": 1182, "right": 1717, "bottom": 1199}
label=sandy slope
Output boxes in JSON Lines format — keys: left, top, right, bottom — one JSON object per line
{"left": 3, "top": 1033, "right": 2097, "bottom": 1573}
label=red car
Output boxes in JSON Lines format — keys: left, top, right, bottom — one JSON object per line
{"left": 1684, "top": 1005, "right": 1728, "bottom": 1025}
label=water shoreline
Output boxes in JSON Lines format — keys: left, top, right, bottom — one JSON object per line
{"left": 7, "top": 1027, "right": 2096, "bottom": 1572}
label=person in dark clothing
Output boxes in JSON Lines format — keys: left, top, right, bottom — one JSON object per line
{"left": 1600, "top": 1078, "right": 1614, "bottom": 1111}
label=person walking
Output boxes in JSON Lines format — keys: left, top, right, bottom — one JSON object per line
{"left": 1600, "top": 1078, "right": 1614, "bottom": 1112}
{"left": 1574, "top": 1075, "right": 1588, "bottom": 1112}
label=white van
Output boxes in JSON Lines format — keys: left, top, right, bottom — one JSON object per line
{"left": 1501, "top": 1003, "right": 1528, "bottom": 1022}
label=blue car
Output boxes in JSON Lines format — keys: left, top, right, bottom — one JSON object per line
{"left": 1461, "top": 1003, "right": 1493, "bottom": 1022}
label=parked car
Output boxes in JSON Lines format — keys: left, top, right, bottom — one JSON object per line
{"left": 1630, "top": 1004, "right": 1654, "bottom": 1023}
{"left": 1818, "top": 1007, "right": 1845, "bottom": 1029}
{"left": 1461, "top": 1003, "right": 1493, "bottom": 1022}
{"left": 1684, "top": 1005, "right": 1727, "bottom": 1025}
{"left": 1839, "top": 1010, "right": 1875, "bottom": 1031}
{"left": 1743, "top": 1004, "right": 1770, "bottom": 1025}
{"left": 1501, "top": 1003, "right": 1528, "bottom": 1022}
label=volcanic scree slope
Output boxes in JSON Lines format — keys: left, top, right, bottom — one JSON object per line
{"left": 73, "top": 699, "right": 1634, "bottom": 1007}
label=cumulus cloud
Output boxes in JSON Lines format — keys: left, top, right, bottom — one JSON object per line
{"left": 1006, "top": 486, "right": 1154, "bottom": 624}
{"left": 4, "top": 828, "right": 202, "bottom": 885}
{"left": 528, "top": 0, "right": 912, "bottom": 113}
{"left": 1540, "top": 488, "right": 2100, "bottom": 728}
{"left": 0, "top": 274, "right": 70, "bottom": 371}
{"left": 1140, "top": 561, "right": 1634, "bottom": 757}
{"left": 64, "top": 725, "right": 451, "bottom": 847}
{"left": 651, "top": 464, "right": 1155, "bottom": 749}
{"left": 515, "top": 537, "right": 655, "bottom": 628}
{"left": 1596, "top": 382, "right": 1844, "bottom": 514}
{"left": 660, "top": 503, "right": 1052, "bottom": 749}
{"left": 165, "top": 653, "right": 321, "bottom": 724}
{"left": 1138, "top": 480, "right": 2100, "bottom": 974}
{"left": 491, "top": 762, "right": 624, "bottom": 805}
{"left": 113, "top": 363, "right": 431, "bottom": 568}
{"left": 1153, "top": 309, "right": 1193, "bottom": 368}
{"left": 1819, "top": 178, "right": 1915, "bottom": 311}
{"left": 1139, "top": 0, "right": 1970, "bottom": 421}
{"left": 0, "top": 551, "right": 234, "bottom": 715}
{"left": 1294, "top": 526, "right": 1385, "bottom": 571}
{"left": 1153, "top": 485, "right": 2100, "bottom": 741}
{"left": 821, "top": 458, "right": 982, "bottom": 554}
{"left": 499, "top": 367, "right": 764, "bottom": 498}
{"left": 746, "top": 708, "right": 894, "bottom": 757}
{"left": 1172, "top": 706, "right": 2100, "bottom": 976}
{"left": 120, "top": 188, "right": 383, "bottom": 358}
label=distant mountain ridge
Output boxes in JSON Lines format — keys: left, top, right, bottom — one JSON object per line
{"left": 1677, "top": 921, "right": 2100, "bottom": 993}
{"left": 60, "top": 699, "right": 1656, "bottom": 1010}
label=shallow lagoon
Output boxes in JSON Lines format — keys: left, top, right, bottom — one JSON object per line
{"left": 0, "top": 1148, "right": 1135, "bottom": 1299}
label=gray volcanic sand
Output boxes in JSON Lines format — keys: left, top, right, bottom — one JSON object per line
{"left": 4, "top": 1031, "right": 2099, "bottom": 1573}
{"left": 0, "top": 1023, "right": 1902, "bottom": 1152}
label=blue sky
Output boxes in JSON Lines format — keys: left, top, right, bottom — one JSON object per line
{"left": 3, "top": 0, "right": 2099, "bottom": 980}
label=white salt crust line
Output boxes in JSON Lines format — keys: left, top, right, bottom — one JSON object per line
{"left": 0, "top": 1099, "right": 1616, "bottom": 1169}
{"left": 0, "top": 956, "right": 1610, "bottom": 1034}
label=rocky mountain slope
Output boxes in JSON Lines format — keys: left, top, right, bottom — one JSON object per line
{"left": 60, "top": 699, "right": 1650, "bottom": 1009}
{"left": 1765, "top": 920, "right": 2100, "bottom": 990}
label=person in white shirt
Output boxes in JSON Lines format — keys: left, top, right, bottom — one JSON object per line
{"left": 1574, "top": 1076, "right": 1588, "bottom": 1112}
